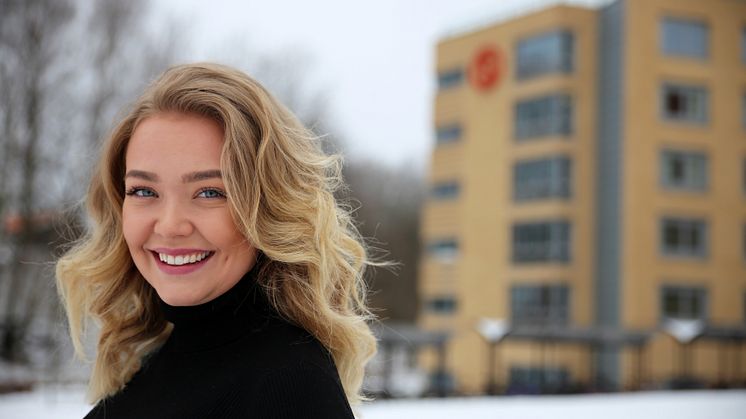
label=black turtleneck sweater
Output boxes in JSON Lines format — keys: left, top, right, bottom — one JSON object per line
{"left": 84, "top": 268, "right": 355, "bottom": 419}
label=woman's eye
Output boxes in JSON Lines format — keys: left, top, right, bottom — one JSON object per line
{"left": 125, "top": 187, "right": 157, "bottom": 198}
{"left": 196, "top": 188, "right": 226, "bottom": 199}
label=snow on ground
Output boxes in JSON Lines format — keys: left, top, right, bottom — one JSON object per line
{"left": 0, "top": 387, "right": 744, "bottom": 419}
{"left": 360, "top": 390, "right": 746, "bottom": 419}
{"left": 0, "top": 385, "right": 90, "bottom": 419}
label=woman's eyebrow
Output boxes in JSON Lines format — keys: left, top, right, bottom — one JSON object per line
{"left": 124, "top": 170, "right": 158, "bottom": 181}
{"left": 123, "top": 170, "right": 222, "bottom": 183}
{"left": 182, "top": 170, "right": 222, "bottom": 183}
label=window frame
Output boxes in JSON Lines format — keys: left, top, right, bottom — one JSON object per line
{"left": 660, "top": 82, "right": 709, "bottom": 125}
{"left": 435, "top": 123, "right": 463, "bottom": 145}
{"left": 660, "top": 16, "right": 709, "bottom": 60}
{"left": 513, "top": 156, "right": 572, "bottom": 201}
{"left": 514, "top": 93, "right": 573, "bottom": 140}
{"left": 660, "top": 217, "right": 708, "bottom": 259}
{"left": 660, "top": 149, "right": 708, "bottom": 192}
{"left": 437, "top": 67, "right": 465, "bottom": 90}
{"left": 515, "top": 29, "right": 574, "bottom": 80}
{"left": 425, "top": 295, "right": 458, "bottom": 315}
{"left": 512, "top": 220, "right": 572, "bottom": 264}
{"left": 510, "top": 284, "right": 570, "bottom": 326}
{"left": 431, "top": 180, "right": 460, "bottom": 200}
{"left": 660, "top": 285, "right": 708, "bottom": 322}
{"left": 427, "top": 238, "right": 459, "bottom": 262}
{"left": 509, "top": 366, "right": 570, "bottom": 392}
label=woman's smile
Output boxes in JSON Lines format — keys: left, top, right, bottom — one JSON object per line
{"left": 148, "top": 248, "right": 216, "bottom": 274}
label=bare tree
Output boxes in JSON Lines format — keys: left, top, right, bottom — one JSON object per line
{"left": 0, "top": 0, "right": 181, "bottom": 367}
{"left": 0, "top": 0, "right": 76, "bottom": 363}
{"left": 53, "top": 0, "right": 182, "bottom": 202}
{"left": 342, "top": 159, "right": 425, "bottom": 323}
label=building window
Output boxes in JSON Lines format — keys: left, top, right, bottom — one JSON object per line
{"left": 743, "top": 158, "right": 746, "bottom": 195}
{"left": 661, "top": 83, "right": 708, "bottom": 124}
{"left": 436, "top": 123, "right": 462, "bottom": 145}
{"left": 427, "top": 238, "right": 458, "bottom": 261}
{"left": 511, "top": 284, "right": 569, "bottom": 326}
{"left": 513, "top": 156, "right": 571, "bottom": 201}
{"left": 515, "top": 94, "right": 572, "bottom": 139}
{"left": 742, "top": 93, "right": 746, "bottom": 129}
{"left": 509, "top": 366, "right": 570, "bottom": 394}
{"left": 742, "top": 27, "right": 746, "bottom": 64}
{"left": 431, "top": 180, "right": 460, "bottom": 200}
{"left": 661, "top": 217, "right": 707, "bottom": 258}
{"left": 516, "top": 30, "right": 573, "bottom": 80}
{"left": 661, "top": 17, "right": 708, "bottom": 59}
{"left": 425, "top": 296, "right": 458, "bottom": 314}
{"left": 660, "top": 150, "right": 707, "bottom": 191}
{"left": 512, "top": 221, "right": 571, "bottom": 263}
{"left": 438, "top": 68, "right": 464, "bottom": 90}
{"left": 661, "top": 286, "right": 707, "bottom": 321}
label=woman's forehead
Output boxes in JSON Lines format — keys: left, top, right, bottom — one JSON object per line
{"left": 125, "top": 112, "right": 224, "bottom": 177}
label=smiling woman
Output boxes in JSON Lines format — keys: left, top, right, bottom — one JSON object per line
{"left": 55, "top": 63, "right": 376, "bottom": 419}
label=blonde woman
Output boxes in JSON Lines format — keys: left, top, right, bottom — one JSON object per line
{"left": 56, "top": 63, "right": 376, "bottom": 418}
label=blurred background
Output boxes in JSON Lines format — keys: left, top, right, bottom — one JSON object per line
{"left": 1, "top": 0, "right": 746, "bottom": 417}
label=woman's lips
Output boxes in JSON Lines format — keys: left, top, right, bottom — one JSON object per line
{"left": 150, "top": 250, "right": 214, "bottom": 275}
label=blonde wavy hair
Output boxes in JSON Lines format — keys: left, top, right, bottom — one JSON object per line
{"left": 56, "top": 62, "right": 377, "bottom": 405}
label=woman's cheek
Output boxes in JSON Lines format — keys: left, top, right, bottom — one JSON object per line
{"left": 122, "top": 207, "right": 149, "bottom": 246}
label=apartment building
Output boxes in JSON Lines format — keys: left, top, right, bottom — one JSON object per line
{"left": 420, "top": 0, "right": 746, "bottom": 393}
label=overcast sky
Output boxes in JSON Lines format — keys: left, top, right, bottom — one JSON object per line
{"left": 154, "top": 0, "right": 607, "bottom": 168}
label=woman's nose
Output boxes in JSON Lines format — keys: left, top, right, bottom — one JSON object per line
{"left": 153, "top": 201, "right": 194, "bottom": 238}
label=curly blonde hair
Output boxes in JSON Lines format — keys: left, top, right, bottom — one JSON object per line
{"left": 56, "top": 63, "right": 377, "bottom": 405}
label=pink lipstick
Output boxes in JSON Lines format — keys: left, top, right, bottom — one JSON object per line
{"left": 150, "top": 248, "right": 215, "bottom": 275}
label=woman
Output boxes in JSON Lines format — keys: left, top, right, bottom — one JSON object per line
{"left": 56, "top": 63, "right": 377, "bottom": 418}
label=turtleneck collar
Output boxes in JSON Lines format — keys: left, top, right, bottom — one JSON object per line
{"left": 158, "top": 264, "right": 274, "bottom": 353}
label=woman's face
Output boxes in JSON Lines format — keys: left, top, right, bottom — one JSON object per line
{"left": 122, "top": 112, "right": 257, "bottom": 306}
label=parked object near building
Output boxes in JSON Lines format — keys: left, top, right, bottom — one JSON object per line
{"left": 420, "top": 0, "right": 746, "bottom": 395}
{"left": 365, "top": 323, "right": 450, "bottom": 398}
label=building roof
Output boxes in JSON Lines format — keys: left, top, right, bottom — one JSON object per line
{"left": 371, "top": 322, "right": 450, "bottom": 346}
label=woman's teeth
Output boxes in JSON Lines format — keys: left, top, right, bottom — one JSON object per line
{"left": 158, "top": 251, "right": 212, "bottom": 266}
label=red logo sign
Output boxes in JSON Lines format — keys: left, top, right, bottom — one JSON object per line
{"left": 469, "top": 46, "right": 501, "bottom": 92}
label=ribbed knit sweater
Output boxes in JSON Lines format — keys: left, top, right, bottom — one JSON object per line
{"left": 84, "top": 268, "right": 355, "bottom": 419}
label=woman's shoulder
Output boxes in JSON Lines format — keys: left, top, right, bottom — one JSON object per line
{"left": 247, "top": 315, "right": 337, "bottom": 371}
{"left": 225, "top": 319, "right": 355, "bottom": 418}
{"left": 232, "top": 329, "right": 354, "bottom": 419}
{"left": 244, "top": 360, "right": 354, "bottom": 419}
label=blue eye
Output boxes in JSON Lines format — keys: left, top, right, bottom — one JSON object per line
{"left": 197, "top": 188, "right": 226, "bottom": 199}
{"left": 125, "top": 187, "right": 157, "bottom": 198}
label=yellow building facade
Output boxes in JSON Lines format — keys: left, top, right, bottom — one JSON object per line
{"left": 420, "top": 0, "right": 746, "bottom": 394}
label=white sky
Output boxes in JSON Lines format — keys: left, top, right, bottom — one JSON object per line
{"left": 153, "top": 0, "right": 608, "bottom": 168}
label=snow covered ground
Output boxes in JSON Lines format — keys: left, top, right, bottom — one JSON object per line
{"left": 360, "top": 390, "right": 746, "bottom": 419}
{"left": 0, "top": 387, "right": 744, "bottom": 419}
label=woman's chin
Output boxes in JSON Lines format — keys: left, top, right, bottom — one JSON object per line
{"left": 154, "top": 286, "right": 204, "bottom": 307}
